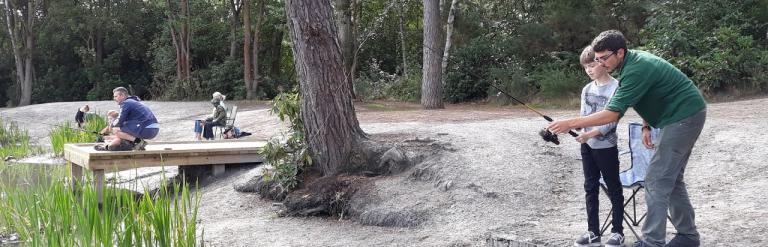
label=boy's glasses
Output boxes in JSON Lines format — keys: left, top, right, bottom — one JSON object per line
{"left": 594, "top": 51, "right": 615, "bottom": 63}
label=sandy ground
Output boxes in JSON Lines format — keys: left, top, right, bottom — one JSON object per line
{"left": 1, "top": 97, "right": 766, "bottom": 246}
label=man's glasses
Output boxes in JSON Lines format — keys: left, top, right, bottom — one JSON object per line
{"left": 594, "top": 51, "right": 615, "bottom": 63}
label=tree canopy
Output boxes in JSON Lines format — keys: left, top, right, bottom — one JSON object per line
{"left": 1, "top": 0, "right": 766, "bottom": 107}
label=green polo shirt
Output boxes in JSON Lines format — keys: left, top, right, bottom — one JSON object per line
{"left": 606, "top": 50, "right": 706, "bottom": 128}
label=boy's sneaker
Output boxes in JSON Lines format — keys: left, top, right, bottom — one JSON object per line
{"left": 133, "top": 138, "right": 147, "bottom": 151}
{"left": 604, "top": 232, "right": 624, "bottom": 247}
{"left": 94, "top": 144, "right": 108, "bottom": 151}
{"left": 574, "top": 231, "right": 601, "bottom": 247}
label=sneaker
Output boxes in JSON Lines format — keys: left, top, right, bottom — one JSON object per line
{"left": 94, "top": 144, "right": 107, "bottom": 151}
{"left": 665, "top": 234, "right": 699, "bottom": 247}
{"left": 574, "top": 231, "right": 601, "bottom": 247}
{"left": 108, "top": 140, "right": 134, "bottom": 151}
{"left": 605, "top": 232, "right": 624, "bottom": 247}
{"left": 133, "top": 138, "right": 147, "bottom": 151}
{"left": 633, "top": 241, "right": 650, "bottom": 247}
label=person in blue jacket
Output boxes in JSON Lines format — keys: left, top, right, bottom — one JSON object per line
{"left": 95, "top": 87, "right": 159, "bottom": 151}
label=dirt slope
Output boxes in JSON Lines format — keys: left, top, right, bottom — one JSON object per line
{"left": 1, "top": 98, "right": 765, "bottom": 246}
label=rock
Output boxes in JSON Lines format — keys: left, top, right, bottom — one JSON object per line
{"left": 379, "top": 147, "right": 410, "bottom": 174}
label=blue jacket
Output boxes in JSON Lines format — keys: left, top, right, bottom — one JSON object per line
{"left": 117, "top": 96, "right": 158, "bottom": 134}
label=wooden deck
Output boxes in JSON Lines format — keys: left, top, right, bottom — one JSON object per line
{"left": 64, "top": 140, "right": 266, "bottom": 202}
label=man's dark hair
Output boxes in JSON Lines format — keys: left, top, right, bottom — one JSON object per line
{"left": 591, "top": 30, "right": 627, "bottom": 53}
{"left": 113, "top": 86, "right": 129, "bottom": 95}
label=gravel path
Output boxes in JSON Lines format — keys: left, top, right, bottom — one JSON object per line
{"left": 1, "top": 97, "right": 765, "bottom": 246}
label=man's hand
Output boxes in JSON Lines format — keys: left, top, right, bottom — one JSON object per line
{"left": 548, "top": 119, "right": 575, "bottom": 135}
{"left": 642, "top": 127, "right": 654, "bottom": 149}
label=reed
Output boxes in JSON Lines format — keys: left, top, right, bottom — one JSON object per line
{"left": 49, "top": 114, "right": 106, "bottom": 156}
{"left": 0, "top": 163, "right": 204, "bottom": 246}
{"left": 0, "top": 118, "right": 34, "bottom": 158}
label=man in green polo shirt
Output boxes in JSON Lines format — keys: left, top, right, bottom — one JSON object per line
{"left": 548, "top": 30, "right": 706, "bottom": 247}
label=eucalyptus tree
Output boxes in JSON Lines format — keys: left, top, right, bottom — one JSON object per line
{"left": 2, "top": 0, "right": 45, "bottom": 106}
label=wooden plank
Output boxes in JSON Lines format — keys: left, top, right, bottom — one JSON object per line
{"left": 64, "top": 140, "right": 266, "bottom": 171}
{"left": 94, "top": 169, "right": 104, "bottom": 204}
{"left": 69, "top": 161, "right": 82, "bottom": 188}
{"left": 212, "top": 165, "right": 225, "bottom": 176}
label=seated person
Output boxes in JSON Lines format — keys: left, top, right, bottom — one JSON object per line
{"left": 200, "top": 98, "right": 227, "bottom": 140}
{"left": 97, "top": 110, "right": 119, "bottom": 143}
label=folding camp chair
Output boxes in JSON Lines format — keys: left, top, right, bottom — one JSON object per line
{"left": 598, "top": 122, "right": 660, "bottom": 240}
{"left": 214, "top": 105, "right": 237, "bottom": 139}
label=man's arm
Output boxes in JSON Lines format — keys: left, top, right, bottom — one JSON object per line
{"left": 547, "top": 110, "right": 620, "bottom": 134}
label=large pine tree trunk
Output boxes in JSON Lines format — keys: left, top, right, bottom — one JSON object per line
{"left": 243, "top": 0, "right": 253, "bottom": 99}
{"left": 285, "top": 0, "right": 366, "bottom": 176}
{"left": 441, "top": 0, "right": 458, "bottom": 84}
{"left": 421, "top": 0, "right": 444, "bottom": 109}
{"left": 335, "top": 0, "right": 355, "bottom": 99}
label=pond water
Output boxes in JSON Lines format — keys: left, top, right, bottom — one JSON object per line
{"left": 0, "top": 160, "right": 65, "bottom": 246}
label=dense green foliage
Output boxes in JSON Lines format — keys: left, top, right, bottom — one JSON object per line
{"left": 0, "top": 163, "right": 202, "bottom": 246}
{"left": 0, "top": 0, "right": 766, "bottom": 106}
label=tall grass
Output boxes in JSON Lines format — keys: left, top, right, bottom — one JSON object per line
{"left": 0, "top": 162, "right": 204, "bottom": 246}
{"left": 0, "top": 117, "right": 35, "bottom": 158}
{"left": 49, "top": 114, "right": 107, "bottom": 156}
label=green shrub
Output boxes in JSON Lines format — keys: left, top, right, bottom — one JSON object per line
{"left": 534, "top": 67, "right": 584, "bottom": 100}
{"left": 0, "top": 164, "right": 202, "bottom": 246}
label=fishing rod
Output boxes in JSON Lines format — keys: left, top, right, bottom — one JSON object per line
{"left": 415, "top": 42, "right": 580, "bottom": 144}
{"left": 40, "top": 122, "right": 107, "bottom": 136}
{"left": 487, "top": 83, "right": 579, "bottom": 138}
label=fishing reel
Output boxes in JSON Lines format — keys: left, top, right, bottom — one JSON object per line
{"left": 539, "top": 128, "right": 560, "bottom": 145}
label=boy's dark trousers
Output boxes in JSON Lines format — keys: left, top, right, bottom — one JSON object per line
{"left": 581, "top": 144, "right": 624, "bottom": 236}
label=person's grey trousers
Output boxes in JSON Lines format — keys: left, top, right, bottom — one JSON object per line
{"left": 642, "top": 109, "right": 706, "bottom": 246}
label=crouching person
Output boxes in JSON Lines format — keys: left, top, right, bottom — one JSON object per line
{"left": 95, "top": 87, "right": 159, "bottom": 151}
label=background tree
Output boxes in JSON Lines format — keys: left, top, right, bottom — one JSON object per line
{"left": 285, "top": 0, "right": 366, "bottom": 175}
{"left": 2, "top": 0, "right": 44, "bottom": 106}
{"left": 335, "top": 0, "right": 356, "bottom": 99}
{"left": 165, "top": 0, "right": 193, "bottom": 97}
{"left": 421, "top": 0, "right": 443, "bottom": 109}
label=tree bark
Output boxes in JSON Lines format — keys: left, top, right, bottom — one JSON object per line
{"left": 398, "top": 0, "right": 407, "bottom": 76}
{"left": 228, "top": 0, "right": 242, "bottom": 59}
{"left": 3, "top": 0, "right": 37, "bottom": 106}
{"left": 285, "top": 0, "right": 366, "bottom": 176}
{"left": 165, "top": 0, "right": 192, "bottom": 96}
{"left": 335, "top": 0, "right": 355, "bottom": 99}
{"left": 251, "top": 0, "right": 265, "bottom": 99}
{"left": 421, "top": 0, "right": 444, "bottom": 109}
{"left": 441, "top": 0, "right": 458, "bottom": 85}
{"left": 270, "top": 28, "right": 283, "bottom": 77}
{"left": 243, "top": 0, "right": 252, "bottom": 99}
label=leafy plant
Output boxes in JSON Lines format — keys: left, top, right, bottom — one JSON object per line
{"left": 259, "top": 91, "right": 312, "bottom": 191}
{"left": 49, "top": 115, "right": 107, "bottom": 156}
